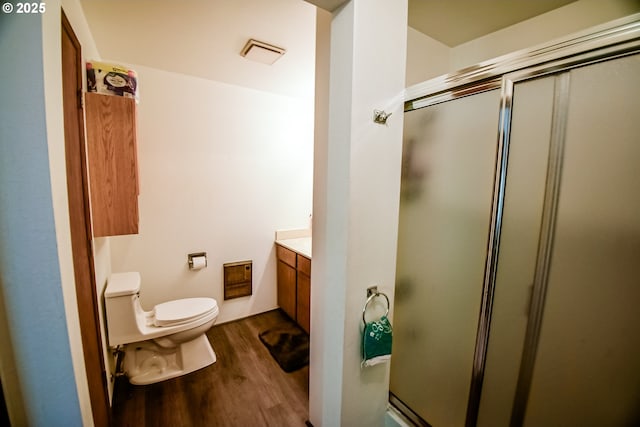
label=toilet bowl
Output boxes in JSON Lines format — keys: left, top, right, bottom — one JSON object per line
{"left": 105, "top": 272, "right": 219, "bottom": 385}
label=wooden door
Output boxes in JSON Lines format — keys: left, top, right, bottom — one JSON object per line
{"left": 61, "top": 10, "right": 110, "bottom": 427}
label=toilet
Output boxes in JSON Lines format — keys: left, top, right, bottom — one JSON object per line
{"left": 104, "top": 272, "right": 219, "bottom": 385}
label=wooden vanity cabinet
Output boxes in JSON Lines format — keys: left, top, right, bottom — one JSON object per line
{"left": 276, "top": 244, "right": 311, "bottom": 334}
{"left": 85, "top": 92, "right": 139, "bottom": 237}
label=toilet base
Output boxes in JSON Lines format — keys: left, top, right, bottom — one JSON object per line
{"left": 124, "top": 334, "right": 216, "bottom": 385}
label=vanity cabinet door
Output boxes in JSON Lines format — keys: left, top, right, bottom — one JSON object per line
{"left": 296, "top": 255, "right": 311, "bottom": 334}
{"left": 276, "top": 244, "right": 312, "bottom": 332}
{"left": 276, "top": 245, "right": 297, "bottom": 321}
{"left": 85, "top": 92, "right": 139, "bottom": 237}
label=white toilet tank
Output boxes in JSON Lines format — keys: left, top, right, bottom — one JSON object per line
{"left": 105, "top": 272, "right": 144, "bottom": 346}
{"left": 105, "top": 272, "right": 141, "bottom": 297}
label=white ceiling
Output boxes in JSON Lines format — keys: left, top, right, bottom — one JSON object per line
{"left": 80, "top": 0, "right": 317, "bottom": 99}
{"left": 408, "top": 0, "right": 579, "bottom": 46}
{"left": 80, "top": 0, "right": 589, "bottom": 98}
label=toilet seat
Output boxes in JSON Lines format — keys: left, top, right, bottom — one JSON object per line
{"left": 152, "top": 297, "right": 218, "bottom": 327}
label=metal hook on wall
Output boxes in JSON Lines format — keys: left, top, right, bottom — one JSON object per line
{"left": 373, "top": 109, "right": 392, "bottom": 125}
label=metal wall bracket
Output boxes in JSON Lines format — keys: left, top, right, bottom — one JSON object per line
{"left": 373, "top": 110, "right": 392, "bottom": 125}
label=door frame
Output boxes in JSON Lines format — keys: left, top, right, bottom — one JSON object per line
{"left": 61, "top": 9, "right": 110, "bottom": 427}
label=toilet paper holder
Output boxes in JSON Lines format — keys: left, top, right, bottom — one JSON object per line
{"left": 188, "top": 252, "right": 207, "bottom": 270}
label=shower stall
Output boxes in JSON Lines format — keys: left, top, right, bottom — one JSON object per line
{"left": 390, "top": 16, "right": 640, "bottom": 427}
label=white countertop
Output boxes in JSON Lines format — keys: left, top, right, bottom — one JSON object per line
{"left": 275, "top": 237, "right": 312, "bottom": 259}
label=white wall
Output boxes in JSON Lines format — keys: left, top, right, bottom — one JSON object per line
{"left": 309, "top": 0, "right": 407, "bottom": 425}
{"left": 108, "top": 65, "right": 314, "bottom": 323}
{"left": 309, "top": 6, "right": 331, "bottom": 426}
{"left": 92, "top": 236, "right": 113, "bottom": 401}
{"left": 452, "top": 0, "right": 640, "bottom": 70}
{"left": 405, "top": 26, "right": 449, "bottom": 86}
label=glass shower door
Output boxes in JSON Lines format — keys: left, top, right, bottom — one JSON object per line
{"left": 520, "top": 52, "right": 640, "bottom": 427}
{"left": 480, "top": 54, "right": 640, "bottom": 427}
{"left": 390, "top": 89, "right": 501, "bottom": 427}
{"left": 476, "top": 74, "right": 558, "bottom": 427}
{"left": 393, "top": 42, "right": 640, "bottom": 427}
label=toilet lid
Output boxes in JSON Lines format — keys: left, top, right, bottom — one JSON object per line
{"left": 153, "top": 297, "right": 217, "bottom": 327}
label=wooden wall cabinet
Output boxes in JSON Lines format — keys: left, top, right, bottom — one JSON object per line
{"left": 85, "top": 92, "right": 139, "bottom": 237}
{"left": 276, "top": 244, "right": 311, "bottom": 334}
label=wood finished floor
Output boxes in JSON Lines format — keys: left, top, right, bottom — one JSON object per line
{"left": 110, "top": 309, "right": 309, "bottom": 427}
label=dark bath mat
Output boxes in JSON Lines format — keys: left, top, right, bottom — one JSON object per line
{"left": 258, "top": 322, "right": 309, "bottom": 373}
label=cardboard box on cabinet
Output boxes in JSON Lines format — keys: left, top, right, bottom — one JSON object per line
{"left": 86, "top": 61, "right": 139, "bottom": 102}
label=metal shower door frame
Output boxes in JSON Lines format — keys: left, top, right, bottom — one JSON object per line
{"left": 400, "top": 14, "right": 640, "bottom": 427}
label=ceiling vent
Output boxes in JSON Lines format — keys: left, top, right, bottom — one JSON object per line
{"left": 240, "top": 39, "right": 286, "bottom": 65}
